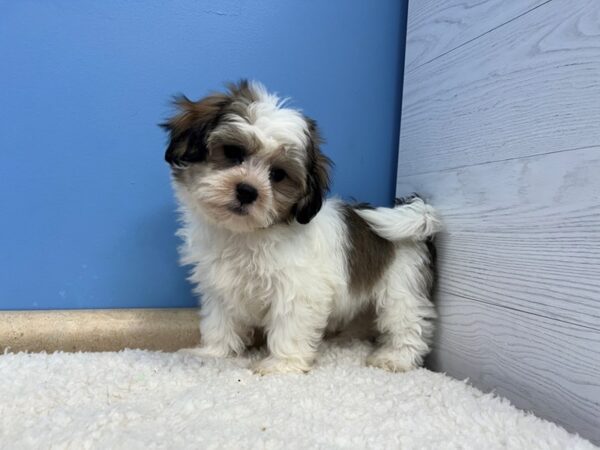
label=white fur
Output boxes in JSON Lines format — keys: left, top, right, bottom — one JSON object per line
{"left": 356, "top": 198, "right": 443, "bottom": 241}
{"left": 170, "top": 81, "right": 441, "bottom": 374}
{"left": 230, "top": 81, "right": 309, "bottom": 152}
{"left": 176, "top": 193, "right": 441, "bottom": 374}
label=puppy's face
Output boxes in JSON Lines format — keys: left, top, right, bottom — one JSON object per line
{"left": 162, "top": 81, "right": 331, "bottom": 233}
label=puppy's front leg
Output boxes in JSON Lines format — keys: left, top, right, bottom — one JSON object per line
{"left": 252, "top": 297, "right": 327, "bottom": 375}
{"left": 180, "top": 294, "right": 245, "bottom": 358}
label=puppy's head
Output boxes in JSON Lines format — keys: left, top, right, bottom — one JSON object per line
{"left": 162, "top": 80, "right": 331, "bottom": 233}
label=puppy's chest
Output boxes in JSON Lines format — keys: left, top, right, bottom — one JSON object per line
{"left": 201, "top": 242, "right": 285, "bottom": 319}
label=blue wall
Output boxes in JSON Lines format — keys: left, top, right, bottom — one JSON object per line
{"left": 0, "top": 0, "right": 407, "bottom": 309}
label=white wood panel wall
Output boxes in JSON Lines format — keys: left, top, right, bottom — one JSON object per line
{"left": 397, "top": 0, "right": 600, "bottom": 444}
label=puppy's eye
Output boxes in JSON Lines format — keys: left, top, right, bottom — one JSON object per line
{"left": 270, "top": 168, "right": 287, "bottom": 182}
{"left": 223, "top": 145, "right": 245, "bottom": 164}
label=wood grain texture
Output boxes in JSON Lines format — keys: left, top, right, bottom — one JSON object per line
{"left": 399, "top": 0, "right": 600, "bottom": 444}
{"left": 429, "top": 296, "right": 600, "bottom": 442}
{"left": 399, "top": 0, "right": 600, "bottom": 176}
{"left": 404, "top": 0, "right": 546, "bottom": 71}
{"left": 398, "top": 147, "right": 600, "bottom": 330}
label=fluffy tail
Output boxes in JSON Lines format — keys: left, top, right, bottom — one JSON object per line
{"left": 355, "top": 197, "right": 442, "bottom": 242}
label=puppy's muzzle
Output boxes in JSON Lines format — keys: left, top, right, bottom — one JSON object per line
{"left": 236, "top": 183, "right": 258, "bottom": 205}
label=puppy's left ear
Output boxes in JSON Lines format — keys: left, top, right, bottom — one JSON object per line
{"left": 161, "top": 92, "right": 230, "bottom": 166}
{"left": 294, "top": 118, "right": 332, "bottom": 224}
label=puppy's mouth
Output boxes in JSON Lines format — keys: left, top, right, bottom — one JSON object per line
{"left": 228, "top": 205, "right": 249, "bottom": 216}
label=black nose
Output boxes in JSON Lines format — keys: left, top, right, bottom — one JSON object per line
{"left": 236, "top": 183, "right": 258, "bottom": 205}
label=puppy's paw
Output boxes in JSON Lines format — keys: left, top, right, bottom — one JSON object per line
{"left": 366, "top": 348, "right": 421, "bottom": 373}
{"left": 250, "top": 356, "right": 311, "bottom": 375}
{"left": 177, "top": 345, "right": 232, "bottom": 358}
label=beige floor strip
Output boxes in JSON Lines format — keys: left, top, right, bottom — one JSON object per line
{"left": 0, "top": 309, "right": 200, "bottom": 353}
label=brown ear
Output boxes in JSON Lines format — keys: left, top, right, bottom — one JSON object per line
{"left": 294, "top": 118, "right": 332, "bottom": 224}
{"left": 161, "top": 92, "right": 230, "bottom": 166}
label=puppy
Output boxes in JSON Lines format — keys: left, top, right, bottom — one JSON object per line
{"left": 162, "top": 80, "right": 441, "bottom": 374}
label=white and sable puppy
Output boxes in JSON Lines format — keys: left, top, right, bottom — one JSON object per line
{"left": 162, "top": 80, "right": 441, "bottom": 374}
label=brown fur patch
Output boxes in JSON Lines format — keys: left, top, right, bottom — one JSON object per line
{"left": 293, "top": 117, "right": 332, "bottom": 224}
{"left": 342, "top": 205, "right": 395, "bottom": 294}
{"left": 162, "top": 92, "right": 231, "bottom": 165}
{"left": 163, "top": 80, "right": 260, "bottom": 166}
{"left": 223, "top": 79, "right": 260, "bottom": 120}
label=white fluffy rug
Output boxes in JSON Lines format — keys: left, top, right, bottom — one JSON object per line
{"left": 1, "top": 341, "right": 595, "bottom": 449}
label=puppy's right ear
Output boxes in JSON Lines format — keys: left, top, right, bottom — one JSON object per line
{"left": 161, "top": 93, "right": 229, "bottom": 166}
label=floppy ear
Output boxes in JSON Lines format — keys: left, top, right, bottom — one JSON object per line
{"left": 161, "top": 92, "right": 230, "bottom": 166}
{"left": 294, "top": 118, "right": 332, "bottom": 224}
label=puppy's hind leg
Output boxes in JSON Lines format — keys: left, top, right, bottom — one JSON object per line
{"left": 367, "top": 245, "right": 436, "bottom": 372}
